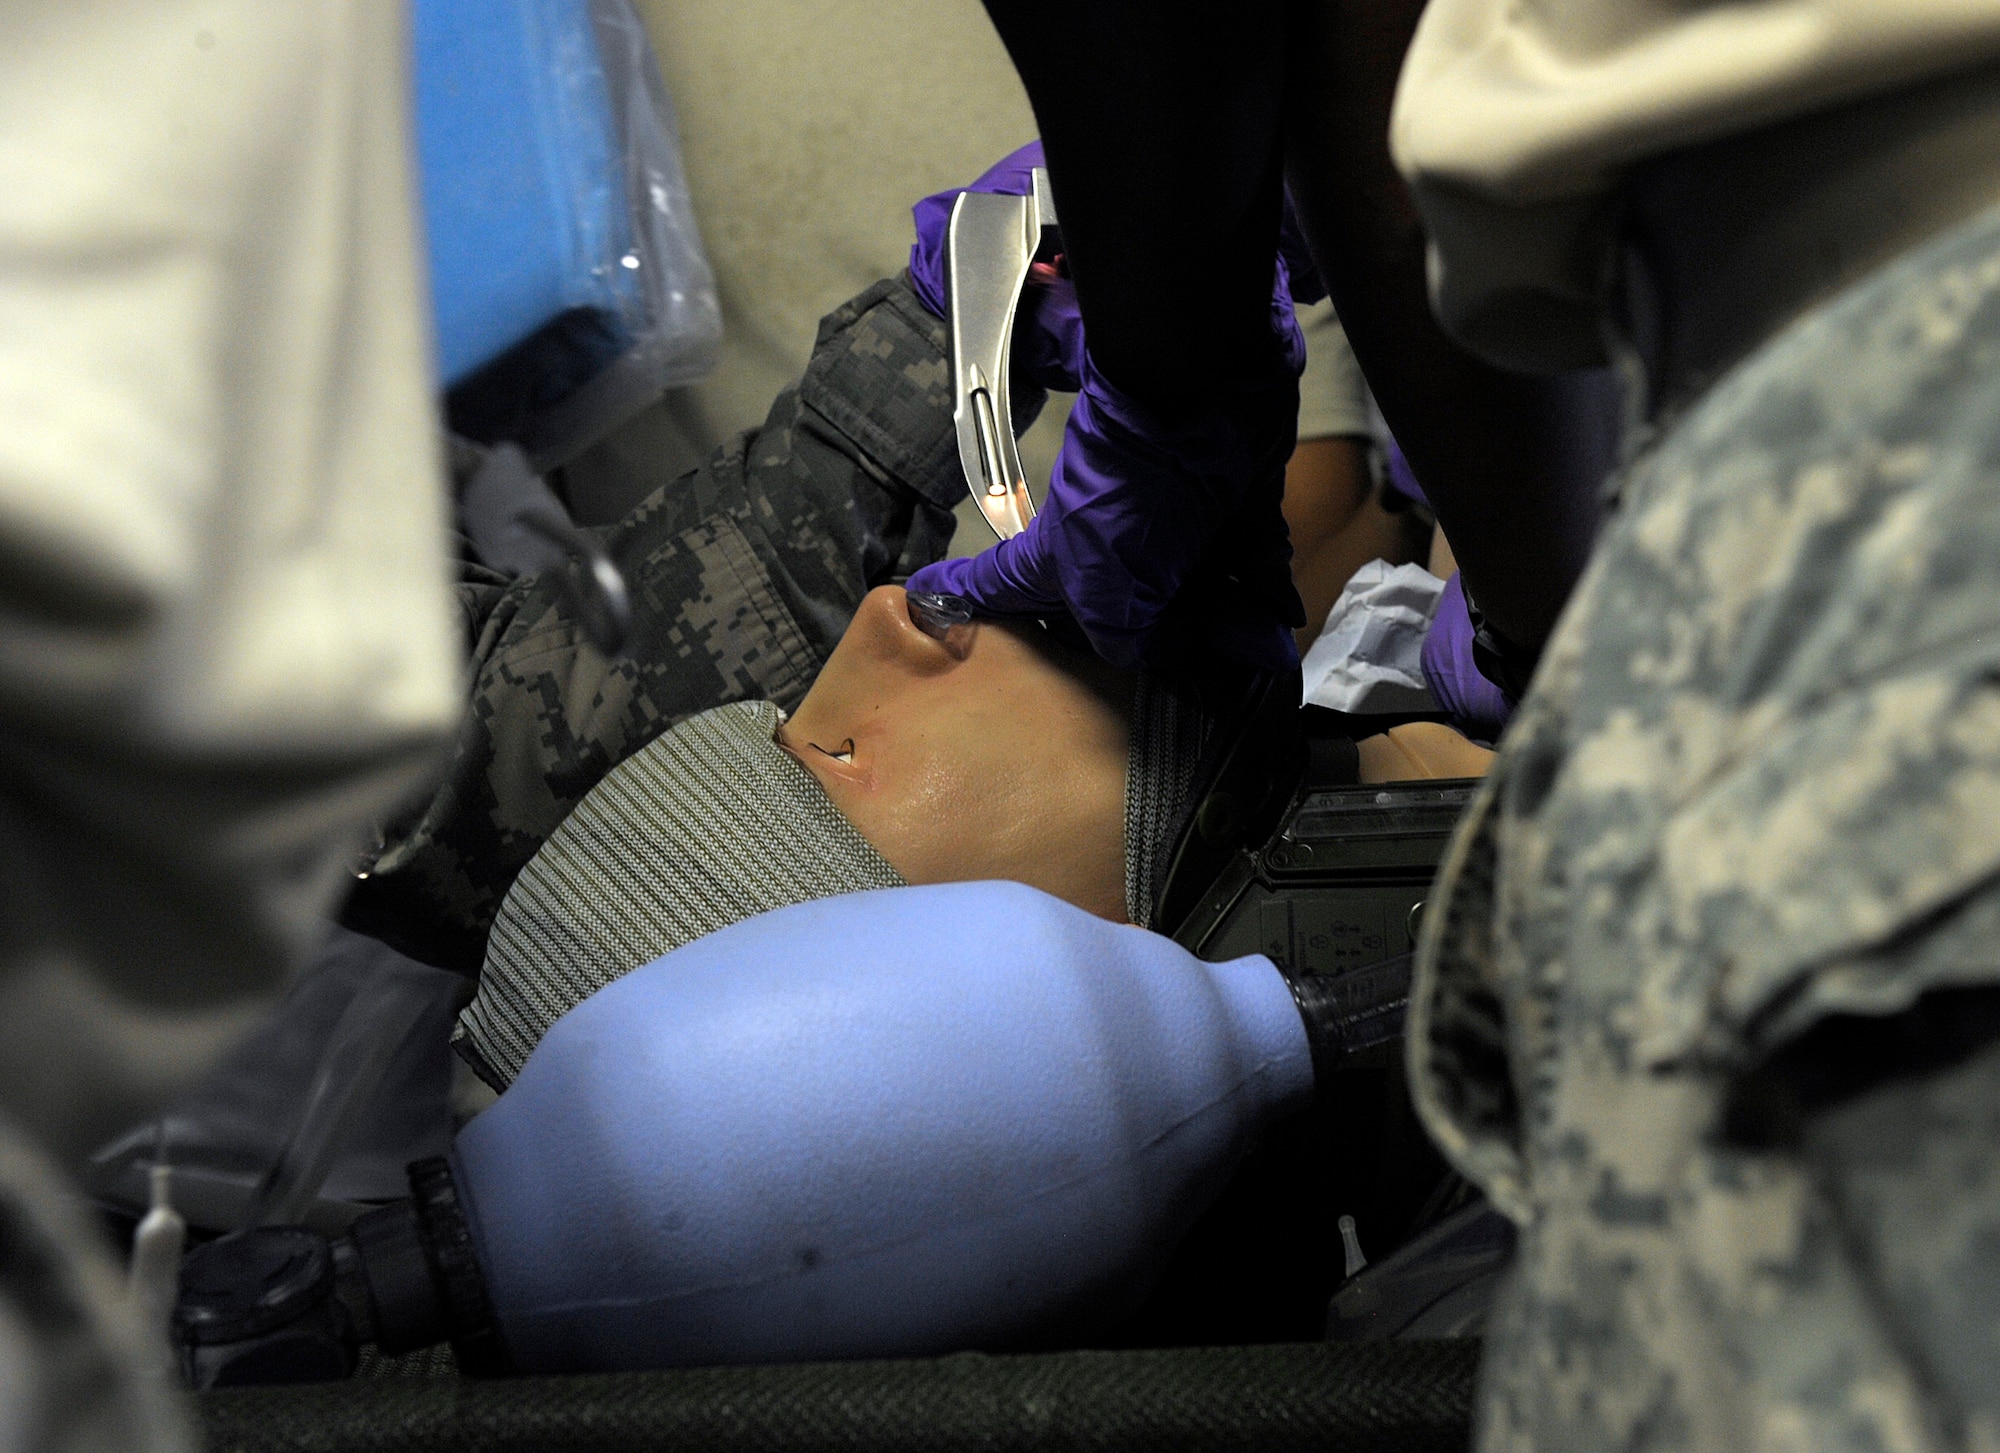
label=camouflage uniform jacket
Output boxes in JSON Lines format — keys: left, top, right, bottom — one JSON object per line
{"left": 1410, "top": 206, "right": 2000, "bottom": 1449}
{"left": 344, "top": 278, "right": 982, "bottom": 974}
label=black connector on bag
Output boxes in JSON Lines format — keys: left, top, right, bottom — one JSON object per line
{"left": 1283, "top": 952, "right": 1416, "bottom": 1101}
{"left": 173, "top": 1157, "right": 507, "bottom": 1388}
{"left": 174, "top": 1225, "right": 355, "bottom": 1388}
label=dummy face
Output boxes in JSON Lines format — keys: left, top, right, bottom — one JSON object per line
{"left": 778, "top": 587, "right": 1133, "bottom": 922}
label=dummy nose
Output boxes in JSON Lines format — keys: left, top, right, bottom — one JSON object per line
{"left": 856, "top": 586, "right": 972, "bottom": 669}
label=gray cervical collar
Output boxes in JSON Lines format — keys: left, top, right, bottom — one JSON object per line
{"left": 461, "top": 701, "right": 905, "bottom": 1089}
{"left": 463, "top": 679, "right": 1214, "bottom": 1089}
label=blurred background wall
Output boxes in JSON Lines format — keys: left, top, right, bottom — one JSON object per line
{"left": 560, "top": 0, "right": 1070, "bottom": 552}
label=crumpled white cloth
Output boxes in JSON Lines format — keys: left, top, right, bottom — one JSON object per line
{"left": 1300, "top": 560, "right": 1445, "bottom": 714}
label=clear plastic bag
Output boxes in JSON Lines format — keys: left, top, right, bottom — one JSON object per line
{"left": 415, "top": 0, "right": 721, "bottom": 467}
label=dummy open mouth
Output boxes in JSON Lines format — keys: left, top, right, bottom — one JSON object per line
{"left": 905, "top": 591, "right": 976, "bottom": 659}
{"left": 810, "top": 738, "right": 857, "bottom": 765}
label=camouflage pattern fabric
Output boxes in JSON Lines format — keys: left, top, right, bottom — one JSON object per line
{"left": 344, "top": 278, "right": 988, "bottom": 973}
{"left": 1409, "top": 205, "right": 2000, "bottom": 1450}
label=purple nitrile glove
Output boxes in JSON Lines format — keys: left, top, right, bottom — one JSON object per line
{"left": 911, "top": 350, "right": 1304, "bottom": 673}
{"left": 907, "top": 147, "right": 1310, "bottom": 673}
{"left": 1421, "top": 572, "right": 1512, "bottom": 743}
{"left": 908, "top": 141, "right": 1048, "bottom": 315}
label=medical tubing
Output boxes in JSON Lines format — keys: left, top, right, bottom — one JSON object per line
{"left": 246, "top": 968, "right": 442, "bottom": 1228}
{"left": 1287, "top": 973, "right": 1345, "bottom": 1093}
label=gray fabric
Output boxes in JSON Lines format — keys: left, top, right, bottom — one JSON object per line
{"left": 0, "top": 1112, "right": 190, "bottom": 1453}
{"left": 0, "top": 0, "right": 461, "bottom": 1175}
{"left": 1124, "top": 677, "right": 1214, "bottom": 930}
{"left": 1294, "top": 299, "right": 1372, "bottom": 444}
{"left": 459, "top": 701, "right": 903, "bottom": 1088}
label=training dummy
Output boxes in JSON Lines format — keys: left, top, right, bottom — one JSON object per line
{"left": 341, "top": 140, "right": 1487, "bottom": 1097}
{"left": 345, "top": 140, "right": 1371, "bottom": 991}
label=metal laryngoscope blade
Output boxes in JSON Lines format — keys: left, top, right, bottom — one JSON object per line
{"left": 946, "top": 168, "right": 1059, "bottom": 543}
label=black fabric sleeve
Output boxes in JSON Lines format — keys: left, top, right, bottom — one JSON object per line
{"left": 977, "top": 0, "right": 1293, "bottom": 409}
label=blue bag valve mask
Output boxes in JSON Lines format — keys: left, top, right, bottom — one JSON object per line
{"left": 451, "top": 881, "right": 1313, "bottom": 1372}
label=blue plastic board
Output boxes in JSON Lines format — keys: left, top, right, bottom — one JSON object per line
{"left": 412, "top": 0, "right": 637, "bottom": 385}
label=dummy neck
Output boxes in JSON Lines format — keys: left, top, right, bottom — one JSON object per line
{"left": 1618, "top": 63, "right": 2000, "bottom": 419}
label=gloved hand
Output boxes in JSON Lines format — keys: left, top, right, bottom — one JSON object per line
{"left": 905, "top": 144, "right": 1308, "bottom": 673}
{"left": 1420, "top": 572, "right": 1514, "bottom": 743}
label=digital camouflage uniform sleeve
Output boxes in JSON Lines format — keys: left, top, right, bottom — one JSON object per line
{"left": 1408, "top": 206, "right": 2000, "bottom": 1451}
{"left": 343, "top": 277, "right": 991, "bottom": 974}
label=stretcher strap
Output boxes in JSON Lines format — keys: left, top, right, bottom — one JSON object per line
{"left": 202, "top": 1338, "right": 1480, "bottom": 1453}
